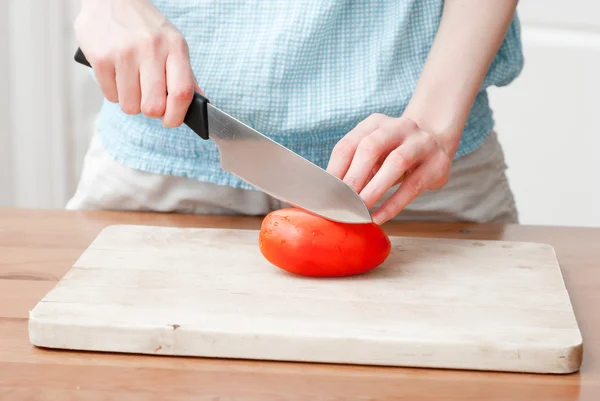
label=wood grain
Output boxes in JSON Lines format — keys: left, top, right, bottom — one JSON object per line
{"left": 1, "top": 207, "right": 599, "bottom": 400}
{"left": 28, "top": 224, "right": 582, "bottom": 374}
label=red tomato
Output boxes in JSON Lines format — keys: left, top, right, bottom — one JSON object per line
{"left": 258, "top": 208, "right": 391, "bottom": 277}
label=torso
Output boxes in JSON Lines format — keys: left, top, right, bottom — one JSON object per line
{"left": 95, "top": 0, "right": 524, "bottom": 189}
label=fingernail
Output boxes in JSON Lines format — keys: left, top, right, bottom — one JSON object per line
{"left": 372, "top": 213, "right": 385, "bottom": 226}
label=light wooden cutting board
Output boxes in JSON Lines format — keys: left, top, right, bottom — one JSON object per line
{"left": 28, "top": 224, "right": 583, "bottom": 374}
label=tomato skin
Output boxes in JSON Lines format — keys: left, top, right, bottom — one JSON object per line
{"left": 258, "top": 208, "right": 391, "bottom": 277}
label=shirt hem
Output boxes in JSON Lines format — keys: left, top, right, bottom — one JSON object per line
{"left": 97, "top": 127, "right": 493, "bottom": 191}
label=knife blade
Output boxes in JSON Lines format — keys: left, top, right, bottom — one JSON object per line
{"left": 74, "top": 48, "right": 372, "bottom": 224}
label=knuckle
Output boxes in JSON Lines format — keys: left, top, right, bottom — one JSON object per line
{"left": 400, "top": 117, "right": 419, "bottom": 132}
{"left": 437, "top": 154, "right": 452, "bottom": 177}
{"left": 370, "top": 113, "right": 386, "bottom": 122}
{"left": 169, "top": 34, "right": 189, "bottom": 52}
{"left": 102, "top": 89, "right": 119, "bottom": 103}
{"left": 83, "top": 48, "right": 114, "bottom": 70}
{"left": 430, "top": 174, "right": 448, "bottom": 189}
{"left": 379, "top": 116, "right": 399, "bottom": 132}
{"left": 142, "top": 32, "right": 165, "bottom": 51}
{"left": 421, "top": 132, "right": 438, "bottom": 150}
{"left": 437, "top": 151, "right": 452, "bottom": 170}
{"left": 332, "top": 140, "right": 354, "bottom": 158}
{"left": 358, "top": 135, "right": 385, "bottom": 156}
{"left": 90, "top": 54, "right": 112, "bottom": 70}
{"left": 367, "top": 113, "right": 388, "bottom": 127}
{"left": 344, "top": 176, "right": 362, "bottom": 192}
{"left": 405, "top": 178, "right": 425, "bottom": 199}
{"left": 162, "top": 117, "right": 183, "bottom": 128}
{"left": 115, "top": 44, "right": 136, "bottom": 65}
{"left": 432, "top": 168, "right": 447, "bottom": 186}
{"left": 120, "top": 103, "right": 140, "bottom": 115}
{"left": 432, "top": 149, "right": 450, "bottom": 169}
{"left": 430, "top": 154, "right": 451, "bottom": 187}
{"left": 170, "top": 84, "right": 195, "bottom": 101}
{"left": 141, "top": 100, "right": 166, "bottom": 117}
{"left": 435, "top": 175, "right": 450, "bottom": 189}
{"left": 389, "top": 149, "right": 412, "bottom": 172}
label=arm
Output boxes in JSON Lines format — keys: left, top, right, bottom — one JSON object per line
{"left": 326, "top": 0, "right": 519, "bottom": 224}
{"left": 403, "top": 0, "right": 520, "bottom": 158}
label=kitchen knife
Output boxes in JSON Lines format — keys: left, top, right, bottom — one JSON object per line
{"left": 74, "top": 48, "right": 372, "bottom": 224}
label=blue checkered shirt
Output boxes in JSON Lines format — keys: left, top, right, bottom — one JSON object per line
{"left": 94, "top": 0, "right": 524, "bottom": 190}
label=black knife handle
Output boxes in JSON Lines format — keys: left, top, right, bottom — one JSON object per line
{"left": 73, "top": 47, "right": 210, "bottom": 140}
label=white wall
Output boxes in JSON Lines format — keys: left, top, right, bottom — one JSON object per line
{"left": 489, "top": 0, "right": 600, "bottom": 227}
{"left": 0, "top": 0, "right": 102, "bottom": 209}
{"left": 0, "top": 1, "right": 598, "bottom": 227}
{"left": 0, "top": 0, "right": 13, "bottom": 206}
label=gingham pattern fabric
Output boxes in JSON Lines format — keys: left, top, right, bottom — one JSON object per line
{"left": 95, "top": 0, "right": 524, "bottom": 190}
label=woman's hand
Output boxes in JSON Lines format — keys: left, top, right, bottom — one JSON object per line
{"left": 74, "top": 0, "right": 203, "bottom": 127}
{"left": 327, "top": 0, "right": 519, "bottom": 225}
{"left": 326, "top": 114, "right": 455, "bottom": 225}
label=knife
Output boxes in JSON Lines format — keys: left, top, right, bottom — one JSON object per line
{"left": 73, "top": 48, "right": 372, "bottom": 224}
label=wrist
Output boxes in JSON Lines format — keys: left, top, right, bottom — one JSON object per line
{"left": 402, "top": 101, "right": 463, "bottom": 160}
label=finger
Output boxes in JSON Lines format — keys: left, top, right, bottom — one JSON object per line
{"left": 359, "top": 134, "right": 429, "bottom": 208}
{"left": 115, "top": 48, "right": 141, "bottom": 115}
{"left": 428, "top": 151, "right": 452, "bottom": 189}
{"left": 90, "top": 55, "right": 119, "bottom": 103}
{"left": 342, "top": 126, "right": 408, "bottom": 194}
{"left": 162, "top": 39, "right": 195, "bottom": 127}
{"left": 326, "top": 113, "right": 386, "bottom": 179}
{"left": 371, "top": 157, "right": 438, "bottom": 225}
{"left": 366, "top": 158, "right": 384, "bottom": 184}
{"left": 139, "top": 38, "right": 167, "bottom": 119}
{"left": 393, "top": 165, "right": 416, "bottom": 186}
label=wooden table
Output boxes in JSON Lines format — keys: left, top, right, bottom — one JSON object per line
{"left": 1, "top": 208, "right": 598, "bottom": 400}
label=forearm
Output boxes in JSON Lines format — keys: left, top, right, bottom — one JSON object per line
{"left": 403, "top": 0, "right": 519, "bottom": 158}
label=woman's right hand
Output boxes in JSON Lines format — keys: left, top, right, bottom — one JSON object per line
{"left": 74, "top": 0, "right": 203, "bottom": 127}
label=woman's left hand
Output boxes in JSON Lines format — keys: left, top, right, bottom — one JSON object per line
{"left": 326, "top": 114, "right": 455, "bottom": 225}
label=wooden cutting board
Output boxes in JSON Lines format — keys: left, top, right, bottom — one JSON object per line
{"left": 28, "top": 224, "right": 583, "bottom": 374}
